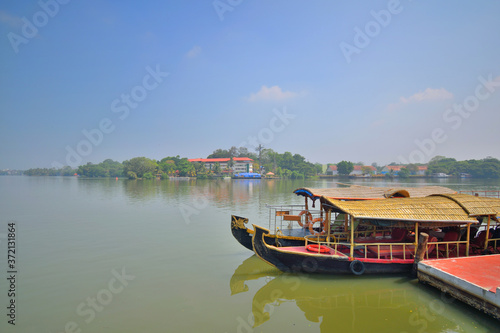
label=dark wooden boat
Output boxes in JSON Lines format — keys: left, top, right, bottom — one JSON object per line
{"left": 252, "top": 225, "right": 415, "bottom": 275}
{"left": 231, "top": 185, "right": 458, "bottom": 251}
{"left": 252, "top": 194, "right": 500, "bottom": 275}
{"left": 231, "top": 215, "right": 307, "bottom": 250}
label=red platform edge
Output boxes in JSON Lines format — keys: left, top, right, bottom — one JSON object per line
{"left": 421, "top": 255, "right": 500, "bottom": 293}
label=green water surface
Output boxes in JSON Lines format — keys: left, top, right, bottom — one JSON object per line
{"left": 0, "top": 176, "right": 499, "bottom": 333}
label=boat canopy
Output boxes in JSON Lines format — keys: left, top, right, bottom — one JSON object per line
{"left": 320, "top": 194, "right": 500, "bottom": 224}
{"left": 293, "top": 185, "right": 456, "bottom": 201}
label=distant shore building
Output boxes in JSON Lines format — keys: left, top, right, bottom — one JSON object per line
{"left": 416, "top": 166, "right": 428, "bottom": 176}
{"left": 381, "top": 165, "right": 428, "bottom": 176}
{"left": 351, "top": 165, "right": 377, "bottom": 176}
{"left": 381, "top": 165, "right": 403, "bottom": 175}
{"left": 325, "top": 165, "right": 376, "bottom": 176}
{"left": 326, "top": 165, "right": 338, "bottom": 176}
{"left": 188, "top": 157, "right": 254, "bottom": 173}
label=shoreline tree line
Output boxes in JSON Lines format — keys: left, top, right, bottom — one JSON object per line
{"left": 18, "top": 148, "right": 500, "bottom": 179}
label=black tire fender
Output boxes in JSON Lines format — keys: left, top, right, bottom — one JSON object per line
{"left": 350, "top": 260, "right": 365, "bottom": 276}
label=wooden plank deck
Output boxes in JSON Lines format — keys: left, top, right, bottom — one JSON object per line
{"left": 417, "top": 254, "right": 500, "bottom": 320}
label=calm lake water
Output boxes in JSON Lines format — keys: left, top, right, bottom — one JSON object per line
{"left": 1, "top": 176, "right": 499, "bottom": 333}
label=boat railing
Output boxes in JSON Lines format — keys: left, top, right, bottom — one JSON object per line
{"left": 427, "top": 239, "right": 468, "bottom": 259}
{"left": 325, "top": 229, "right": 393, "bottom": 241}
{"left": 304, "top": 235, "right": 351, "bottom": 254}
{"left": 487, "top": 238, "right": 500, "bottom": 251}
{"left": 267, "top": 204, "right": 323, "bottom": 234}
{"left": 304, "top": 237, "right": 473, "bottom": 260}
{"left": 357, "top": 242, "right": 415, "bottom": 260}
{"left": 458, "top": 190, "right": 500, "bottom": 198}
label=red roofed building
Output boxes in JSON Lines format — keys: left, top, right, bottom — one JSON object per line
{"left": 326, "top": 165, "right": 338, "bottom": 176}
{"left": 417, "top": 166, "right": 428, "bottom": 175}
{"left": 188, "top": 157, "right": 254, "bottom": 173}
{"left": 382, "top": 165, "right": 428, "bottom": 175}
{"left": 351, "top": 165, "right": 377, "bottom": 176}
{"left": 382, "top": 165, "right": 404, "bottom": 174}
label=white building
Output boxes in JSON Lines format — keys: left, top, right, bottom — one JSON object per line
{"left": 188, "top": 157, "right": 254, "bottom": 173}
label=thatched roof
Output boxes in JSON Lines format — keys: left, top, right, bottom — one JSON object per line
{"left": 294, "top": 185, "right": 456, "bottom": 201}
{"left": 320, "top": 194, "right": 500, "bottom": 224}
{"left": 431, "top": 194, "right": 500, "bottom": 217}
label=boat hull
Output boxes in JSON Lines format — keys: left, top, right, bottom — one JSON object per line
{"left": 252, "top": 224, "right": 413, "bottom": 275}
{"left": 231, "top": 215, "right": 306, "bottom": 251}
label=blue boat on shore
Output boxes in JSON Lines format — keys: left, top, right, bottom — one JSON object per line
{"left": 232, "top": 172, "right": 262, "bottom": 179}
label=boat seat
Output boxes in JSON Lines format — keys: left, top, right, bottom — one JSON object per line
{"left": 283, "top": 215, "right": 301, "bottom": 222}
{"left": 275, "top": 210, "right": 290, "bottom": 216}
{"left": 366, "top": 236, "right": 438, "bottom": 259}
{"left": 470, "top": 230, "right": 491, "bottom": 254}
{"left": 425, "top": 237, "right": 438, "bottom": 259}
{"left": 437, "top": 231, "right": 460, "bottom": 257}
{"left": 355, "top": 228, "right": 408, "bottom": 244}
{"left": 366, "top": 244, "right": 415, "bottom": 259}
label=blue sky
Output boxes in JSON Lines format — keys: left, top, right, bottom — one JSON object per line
{"left": 1, "top": 0, "right": 499, "bottom": 169}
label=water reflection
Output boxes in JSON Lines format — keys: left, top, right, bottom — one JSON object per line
{"left": 251, "top": 273, "right": 419, "bottom": 331}
{"left": 230, "top": 255, "right": 498, "bottom": 333}
{"left": 74, "top": 177, "right": 500, "bottom": 209}
{"left": 230, "top": 255, "right": 281, "bottom": 295}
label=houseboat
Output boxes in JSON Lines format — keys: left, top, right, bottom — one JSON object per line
{"left": 231, "top": 185, "right": 457, "bottom": 251}
{"left": 251, "top": 193, "right": 500, "bottom": 275}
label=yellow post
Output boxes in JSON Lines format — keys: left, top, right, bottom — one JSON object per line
{"left": 484, "top": 216, "right": 491, "bottom": 250}
{"left": 414, "top": 223, "right": 419, "bottom": 246}
{"left": 466, "top": 223, "right": 470, "bottom": 256}
{"left": 350, "top": 215, "right": 354, "bottom": 259}
{"left": 326, "top": 209, "right": 331, "bottom": 243}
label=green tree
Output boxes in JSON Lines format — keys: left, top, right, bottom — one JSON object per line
{"left": 193, "top": 162, "right": 208, "bottom": 176}
{"left": 282, "top": 168, "right": 292, "bottom": 178}
{"left": 337, "top": 161, "right": 354, "bottom": 176}
{"left": 406, "top": 164, "right": 419, "bottom": 175}
{"left": 212, "top": 162, "right": 221, "bottom": 175}
{"left": 207, "top": 149, "right": 230, "bottom": 158}
{"left": 177, "top": 158, "right": 195, "bottom": 177}
{"left": 314, "top": 163, "right": 324, "bottom": 174}
{"left": 122, "top": 157, "right": 158, "bottom": 178}
{"left": 399, "top": 167, "right": 410, "bottom": 178}
{"left": 143, "top": 172, "right": 154, "bottom": 179}
{"left": 290, "top": 170, "right": 304, "bottom": 179}
{"left": 160, "top": 159, "right": 177, "bottom": 175}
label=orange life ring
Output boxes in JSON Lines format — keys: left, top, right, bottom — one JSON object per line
{"left": 308, "top": 217, "right": 325, "bottom": 235}
{"left": 306, "top": 244, "right": 330, "bottom": 253}
{"left": 298, "top": 210, "right": 313, "bottom": 227}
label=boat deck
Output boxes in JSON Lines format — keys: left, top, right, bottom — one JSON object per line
{"left": 418, "top": 255, "right": 500, "bottom": 319}
{"left": 278, "top": 246, "right": 348, "bottom": 256}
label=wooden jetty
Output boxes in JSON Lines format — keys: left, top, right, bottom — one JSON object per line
{"left": 418, "top": 255, "right": 500, "bottom": 320}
